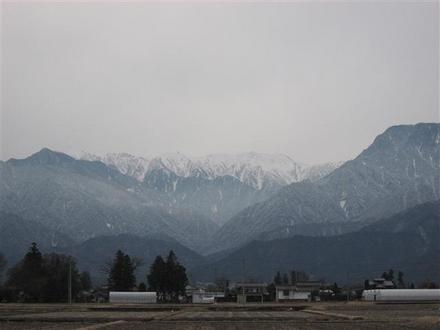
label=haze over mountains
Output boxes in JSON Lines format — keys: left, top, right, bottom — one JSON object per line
{"left": 0, "top": 149, "right": 218, "bottom": 252}
{"left": 0, "top": 123, "right": 439, "bottom": 283}
{"left": 77, "top": 152, "right": 341, "bottom": 225}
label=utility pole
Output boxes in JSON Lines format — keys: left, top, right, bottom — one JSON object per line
{"left": 242, "top": 258, "right": 245, "bottom": 283}
{"left": 241, "top": 259, "right": 245, "bottom": 304}
{"left": 68, "top": 259, "right": 72, "bottom": 304}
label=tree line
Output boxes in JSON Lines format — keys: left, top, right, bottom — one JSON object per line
{"left": 0, "top": 243, "right": 91, "bottom": 302}
{"left": 0, "top": 243, "right": 188, "bottom": 303}
{"left": 1, "top": 245, "right": 438, "bottom": 303}
{"left": 107, "top": 249, "right": 188, "bottom": 302}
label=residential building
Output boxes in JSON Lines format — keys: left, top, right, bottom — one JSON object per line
{"left": 275, "top": 281, "right": 321, "bottom": 302}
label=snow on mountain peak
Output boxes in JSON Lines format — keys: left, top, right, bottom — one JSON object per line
{"left": 78, "top": 151, "right": 151, "bottom": 181}
{"left": 77, "top": 151, "right": 342, "bottom": 189}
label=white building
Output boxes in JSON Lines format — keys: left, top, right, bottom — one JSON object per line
{"left": 275, "top": 281, "right": 321, "bottom": 302}
{"left": 362, "top": 289, "right": 440, "bottom": 302}
{"left": 109, "top": 291, "right": 157, "bottom": 304}
{"left": 192, "top": 291, "right": 224, "bottom": 304}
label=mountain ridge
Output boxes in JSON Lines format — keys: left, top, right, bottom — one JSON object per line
{"left": 212, "top": 123, "right": 440, "bottom": 252}
{"left": 79, "top": 151, "right": 342, "bottom": 190}
{"left": 192, "top": 200, "right": 440, "bottom": 283}
{"left": 0, "top": 151, "right": 219, "bottom": 253}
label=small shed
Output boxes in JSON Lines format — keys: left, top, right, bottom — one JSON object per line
{"left": 109, "top": 291, "right": 157, "bottom": 304}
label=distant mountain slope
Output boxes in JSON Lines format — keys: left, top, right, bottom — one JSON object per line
{"left": 143, "top": 168, "right": 272, "bottom": 225}
{"left": 80, "top": 152, "right": 341, "bottom": 190}
{"left": 0, "top": 149, "right": 218, "bottom": 253}
{"left": 0, "top": 212, "right": 74, "bottom": 265}
{"left": 79, "top": 152, "right": 341, "bottom": 225}
{"left": 213, "top": 123, "right": 440, "bottom": 251}
{"left": 192, "top": 200, "right": 440, "bottom": 283}
{"left": 58, "top": 234, "right": 205, "bottom": 284}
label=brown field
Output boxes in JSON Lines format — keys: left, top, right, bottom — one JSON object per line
{"left": 0, "top": 302, "right": 439, "bottom": 329}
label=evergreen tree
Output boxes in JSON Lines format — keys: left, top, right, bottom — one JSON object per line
{"left": 290, "top": 270, "right": 297, "bottom": 284}
{"left": 381, "top": 269, "right": 395, "bottom": 283}
{"left": 107, "top": 250, "right": 136, "bottom": 291}
{"left": 147, "top": 255, "right": 166, "bottom": 301}
{"left": 147, "top": 251, "right": 188, "bottom": 302}
{"left": 165, "top": 250, "right": 188, "bottom": 302}
{"left": 388, "top": 269, "right": 394, "bottom": 281}
{"left": 138, "top": 282, "right": 147, "bottom": 292}
{"left": 6, "top": 242, "right": 46, "bottom": 302}
{"left": 397, "top": 271, "right": 405, "bottom": 288}
{"left": 79, "top": 271, "right": 92, "bottom": 291}
{"left": 123, "top": 254, "right": 136, "bottom": 290}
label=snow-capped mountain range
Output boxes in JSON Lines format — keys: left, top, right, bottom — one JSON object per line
{"left": 79, "top": 152, "right": 343, "bottom": 190}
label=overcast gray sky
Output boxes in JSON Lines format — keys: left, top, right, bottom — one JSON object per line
{"left": 1, "top": 1, "right": 439, "bottom": 164}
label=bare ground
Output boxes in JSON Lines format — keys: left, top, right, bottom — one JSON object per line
{"left": 0, "top": 302, "right": 438, "bottom": 329}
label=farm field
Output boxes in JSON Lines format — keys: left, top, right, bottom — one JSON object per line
{"left": 0, "top": 302, "right": 439, "bottom": 329}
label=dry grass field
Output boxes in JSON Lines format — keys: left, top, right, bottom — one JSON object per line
{"left": 0, "top": 302, "right": 439, "bottom": 329}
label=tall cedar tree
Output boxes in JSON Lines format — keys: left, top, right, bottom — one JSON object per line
{"left": 6, "top": 242, "right": 46, "bottom": 302}
{"left": 166, "top": 250, "right": 188, "bottom": 302}
{"left": 107, "top": 250, "right": 136, "bottom": 291}
{"left": 147, "top": 255, "right": 166, "bottom": 301}
{"left": 147, "top": 250, "right": 188, "bottom": 302}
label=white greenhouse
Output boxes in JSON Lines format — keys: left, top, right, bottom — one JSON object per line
{"left": 362, "top": 289, "right": 440, "bottom": 302}
{"left": 109, "top": 291, "right": 157, "bottom": 304}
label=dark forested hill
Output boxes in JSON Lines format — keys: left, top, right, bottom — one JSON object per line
{"left": 0, "top": 212, "right": 74, "bottom": 265}
{"left": 193, "top": 200, "right": 440, "bottom": 283}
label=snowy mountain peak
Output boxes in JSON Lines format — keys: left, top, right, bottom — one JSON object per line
{"left": 78, "top": 151, "right": 151, "bottom": 181}
{"left": 78, "top": 151, "right": 342, "bottom": 190}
